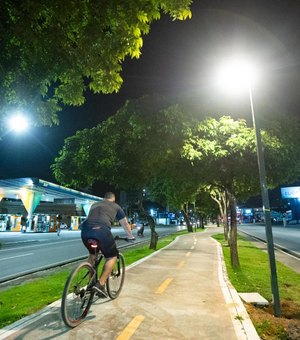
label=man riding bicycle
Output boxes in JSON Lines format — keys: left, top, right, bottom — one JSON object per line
{"left": 81, "top": 192, "right": 135, "bottom": 297}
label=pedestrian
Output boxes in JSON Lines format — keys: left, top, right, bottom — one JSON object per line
{"left": 56, "top": 214, "right": 62, "bottom": 236}
{"left": 21, "top": 216, "right": 27, "bottom": 233}
{"left": 282, "top": 212, "right": 287, "bottom": 228}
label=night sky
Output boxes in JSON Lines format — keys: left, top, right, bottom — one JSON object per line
{"left": 1, "top": 1, "right": 300, "bottom": 194}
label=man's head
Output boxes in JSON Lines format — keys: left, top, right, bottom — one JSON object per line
{"left": 104, "top": 192, "right": 115, "bottom": 202}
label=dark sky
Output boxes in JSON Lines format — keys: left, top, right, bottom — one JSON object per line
{"left": 1, "top": 0, "right": 300, "bottom": 192}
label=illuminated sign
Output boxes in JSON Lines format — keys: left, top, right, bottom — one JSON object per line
{"left": 281, "top": 186, "right": 300, "bottom": 199}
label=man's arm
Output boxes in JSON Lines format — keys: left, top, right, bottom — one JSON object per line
{"left": 119, "top": 217, "right": 135, "bottom": 239}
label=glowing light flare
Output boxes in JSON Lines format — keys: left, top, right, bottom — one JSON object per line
{"left": 215, "top": 56, "right": 258, "bottom": 95}
{"left": 8, "top": 113, "right": 29, "bottom": 133}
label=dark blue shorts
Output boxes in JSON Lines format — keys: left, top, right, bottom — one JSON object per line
{"left": 81, "top": 225, "right": 118, "bottom": 258}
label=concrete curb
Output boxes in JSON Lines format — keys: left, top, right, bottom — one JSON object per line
{"left": 212, "top": 238, "right": 260, "bottom": 340}
{"left": 0, "top": 300, "right": 61, "bottom": 339}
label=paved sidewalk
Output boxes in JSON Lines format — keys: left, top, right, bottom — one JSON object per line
{"left": 0, "top": 227, "right": 259, "bottom": 339}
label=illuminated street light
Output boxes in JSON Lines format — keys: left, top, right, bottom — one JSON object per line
{"left": 217, "top": 55, "right": 281, "bottom": 317}
{"left": 8, "top": 112, "right": 29, "bottom": 133}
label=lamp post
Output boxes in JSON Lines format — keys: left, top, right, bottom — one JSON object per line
{"left": 217, "top": 57, "right": 281, "bottom": 316}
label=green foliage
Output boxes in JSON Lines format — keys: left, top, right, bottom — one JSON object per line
{"left": 52, "top": 95, "right": 195, "bottom": 195}
{"left": 181, "top": 115, "right": 294, "bottom": 202}
{"left": 0, "top": 0, "right": 192, "bottom": 126}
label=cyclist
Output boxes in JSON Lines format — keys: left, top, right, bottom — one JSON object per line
{"left": 81, "top": 192, "right": 135, "bottom": 297}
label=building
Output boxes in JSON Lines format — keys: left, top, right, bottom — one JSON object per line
{"left": 0, "top": 177, "right": 102, "bottom": 232}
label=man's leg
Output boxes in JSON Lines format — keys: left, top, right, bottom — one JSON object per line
{"left": 99, "top": 256, "right": 117, "bottom": 286}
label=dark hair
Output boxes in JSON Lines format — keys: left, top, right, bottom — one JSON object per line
{"left": 104, "top": 192, "right": 115, "bottom": 200}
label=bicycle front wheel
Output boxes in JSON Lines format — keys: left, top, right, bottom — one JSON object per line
{"left": 61, "top": 262, "right": 95, "bottom": 328}
{"left": 107, "top": 253, "right": 125, "bottom": 299}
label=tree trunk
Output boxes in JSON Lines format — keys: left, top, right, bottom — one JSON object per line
{"left": 210, "top": 188, "right": 228, "bottom": 240}
{"left": 227, "top": 190, "right": 240, "bottom": 268}
{"left": 182, "top": 209, "right": 193, "bottom": 232}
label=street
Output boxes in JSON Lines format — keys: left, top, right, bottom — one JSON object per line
{"left": 1, "top": 224, "right": 299, "bottom": 283}
{"left": 238, "top": 224, "right": 300, "bottom": 257}
{"left": 0, "top": 225, "right": 186, "bottom": 283}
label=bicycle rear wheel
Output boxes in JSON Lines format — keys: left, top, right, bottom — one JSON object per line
{"left": 61, "top": 262, "right": 95, "bottom": 328}
{"left": 107, "top": 253, "right": 125, "bottom": 299}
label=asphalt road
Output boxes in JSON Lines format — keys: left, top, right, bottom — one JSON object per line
{"left": 0, "top": 225, "right": 186, "bottom": 283}
{"left": 238, "top": 224, "right": 300, "bottom": 257}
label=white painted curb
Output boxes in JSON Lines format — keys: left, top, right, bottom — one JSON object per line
{"left": 213, "top": 238, "right": 260, "bottom": 340}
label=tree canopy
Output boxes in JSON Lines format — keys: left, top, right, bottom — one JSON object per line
{"left": 51, "top": 95, "right": 194, "bottom": 192}
{"left": 0, "top": 0, "right": 192, "bottom": 127}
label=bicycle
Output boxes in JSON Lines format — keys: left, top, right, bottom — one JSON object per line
{"left": 61, "top": 236, "right": 130, "bottom": 328}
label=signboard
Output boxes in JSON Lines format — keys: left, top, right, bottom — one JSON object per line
{"left": 281, "top": 186, "right": 300, "bottom": 199}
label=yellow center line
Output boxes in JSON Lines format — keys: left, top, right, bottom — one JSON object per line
{"left": 186, "top": 251, "right": 191, "bottom": 257}
{"left": 155, "top": 278, "right": 173, "bottom": 294}
{"left": 116, "top": 315, "right": 145, "bottom": 340}
{"left": 177, "top": 260, "right": 185, "bottom": 269}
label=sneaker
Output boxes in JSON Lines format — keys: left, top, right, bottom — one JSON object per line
{"left": 94, "top": 281, "right": 108, "bottom": 298}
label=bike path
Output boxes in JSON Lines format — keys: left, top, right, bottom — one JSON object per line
{"left": 0, "top": 227, "right": 259, "bottom": 339}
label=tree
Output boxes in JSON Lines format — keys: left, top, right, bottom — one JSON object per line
{"left": 52, "top": 95, "right": 196, "bottom": 246}
{"left": 148, "top": 161, "right": 202, "bottom": 232}
{"left": 182, "top": 115, "right": 291, "bottom": 267}
{"left": 0, "top": 0, "right": 191, "bottom": 127}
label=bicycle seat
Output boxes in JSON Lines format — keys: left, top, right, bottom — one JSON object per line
{"left": 87, "top": 238, "right": 99, "bottom": 249}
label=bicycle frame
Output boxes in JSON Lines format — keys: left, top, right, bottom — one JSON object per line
{"left": 61, "top": 236, "right": 127, "bottom": 327}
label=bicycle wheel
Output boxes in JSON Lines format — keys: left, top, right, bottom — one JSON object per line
{"left": 61, "top": 262, "right": 95, "bottom": 328}
{"left": 107, "top": 253, "right": 125, "bottom": 299}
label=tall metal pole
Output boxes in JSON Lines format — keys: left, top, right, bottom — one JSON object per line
{"left": 248, "top": 86, "right": 281, "bottom": 317}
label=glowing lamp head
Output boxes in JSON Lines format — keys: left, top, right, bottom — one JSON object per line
{"left": 8, "top": 113, "right": 29, "bottom": 133}
{"left": 216, "top": 56, "right": 258, "bottom": 94}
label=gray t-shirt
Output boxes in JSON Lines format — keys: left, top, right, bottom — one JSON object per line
{"left": 84, "top": 200, "right": 126, "bottom": 229}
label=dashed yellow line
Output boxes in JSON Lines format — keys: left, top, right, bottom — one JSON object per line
{"left": 116, "top": 315, "right": 145, "bottom": 340}
{"left": 177, "top": 260, "right": 185, "bottom": 269}
{"left": 155, "top": 278, "right": 173, "bottom": 294}
{"left": 186, "top": 251, "right": 191, "bottom": 257}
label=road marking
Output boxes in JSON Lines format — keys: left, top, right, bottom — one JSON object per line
{"left": 116, "top": 315, "right": 145, "bottom": 340}
{"left": 155, "top": 278, "right": 173, "bottom": 294}
{"left": 0, "top": 253, "right": 33, "bottom": 261}
{"left": 186, "top": 251, "right": 191, "bottom": 257}
{"left": 177, "top": 260, "right": 185, "bottom": 269}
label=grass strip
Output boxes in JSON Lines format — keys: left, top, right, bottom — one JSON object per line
{"left": 212, "top": 234, "right": 300, "bottom": 303}
{"left": 213, "top": 233, "right": 300, "bottom": 339}
{"left": 0, "top": 230, "right": 189, "bottom": 328}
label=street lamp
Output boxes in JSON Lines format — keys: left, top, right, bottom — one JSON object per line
{"left": 8, "top": 112, "right": 29, "bottom": 133}
{"left": 216, "top": 56, "right": 281, "bottom": 317}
